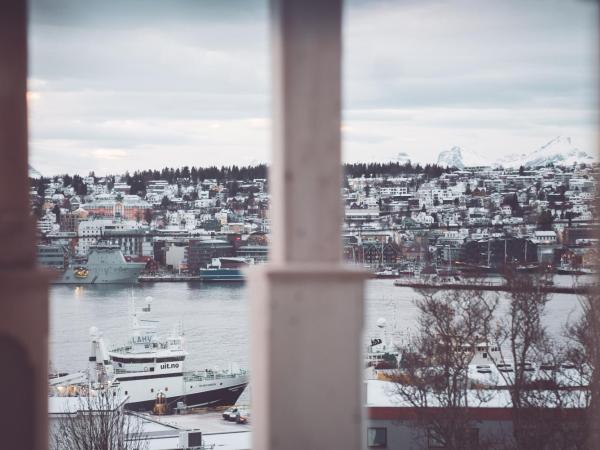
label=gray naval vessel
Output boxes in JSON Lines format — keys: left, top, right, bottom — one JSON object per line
{"left": 38, "top": 243, "right": 146, "bottom": 284}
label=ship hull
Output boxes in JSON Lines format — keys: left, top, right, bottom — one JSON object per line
{"left": 54, "top": 264, "right": 145, "bottom": 284}
{"left": 124, "top": 382, "right": 247, "bottom": 412}
{"left": 199, "top": 268, "right": 245, "bottom": 282}
{"left": 51, "top": 246, "right": 146, "bottom": 284}
{"left": 114, "top": 369, "right": 249, "bottom": 412}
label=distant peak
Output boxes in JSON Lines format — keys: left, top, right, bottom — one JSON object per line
{"left": 540, "top": 136, "right": 571, "bottom": 150}
{"left": 436, "top": 145, "right": 484, "bottom": 169}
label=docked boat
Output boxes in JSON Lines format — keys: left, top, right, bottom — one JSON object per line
{"left": 365, "top": 318, "right": 400, "bottom": 370}
{"left": 516, "top": 263, "right": 541, "bottom": 273}
{"left": 40, "top": 243, "right": 146, "bottom": 284}
{"left": 83, "top": 297, "right": 249, "bottom": 411}
{"left": 198, "top": 257, "right": 253, "bottom": 282}
{"left": 556, "top": 263, "right": 594, "bottom": 276}
{"left": 373, "top": 268, "right": 399, "bottom": 279}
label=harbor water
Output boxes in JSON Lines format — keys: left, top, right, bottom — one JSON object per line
{"left": 50, "top": 276, "right": 590, "bottom": 374}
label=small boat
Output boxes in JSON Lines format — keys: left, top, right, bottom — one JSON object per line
{"left": 374, "top": 268, "right": 399, "bottom": 279}
{"left": 365, "top": 318, "right": 400, "bottom": 370}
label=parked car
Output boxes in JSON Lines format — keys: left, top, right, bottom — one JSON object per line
{"left": 222, "top": 407, "right": 239, "bottom": 421}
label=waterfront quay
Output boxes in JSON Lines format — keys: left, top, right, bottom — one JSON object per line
{"left": 393, "top": 277, "right": 595, "bottom": 295}
{"left": 140, "top": 273, "right": 201, "bottom": 282}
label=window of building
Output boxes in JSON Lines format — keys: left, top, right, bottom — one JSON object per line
{"left": 367, "top": 427, "right": 387, "bottom": 448}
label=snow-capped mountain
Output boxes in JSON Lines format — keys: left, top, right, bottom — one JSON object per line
{"left": 436, "top": 146, "right": 486, "bottom": 169}
{"left": 497, "top": 137, "right": 594, "bottom": 168}
{"left": 435, "top": 137, "right": 595, "bottom": 169}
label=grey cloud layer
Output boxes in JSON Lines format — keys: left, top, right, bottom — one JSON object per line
{"left": 28, "top": 0, "right": 597, "bottom": 175}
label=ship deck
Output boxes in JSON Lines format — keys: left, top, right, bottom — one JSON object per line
{"left": 183, "top": 370, "right": 248, "bottom": 382}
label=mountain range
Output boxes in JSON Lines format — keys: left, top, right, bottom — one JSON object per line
{"left": 434, "top": 137, "right": 595, "bottom": 169}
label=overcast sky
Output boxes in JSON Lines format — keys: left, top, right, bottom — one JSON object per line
{"left": 28, "top": 0, "right": 598, "bottom": 176}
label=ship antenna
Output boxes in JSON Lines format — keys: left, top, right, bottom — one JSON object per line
{"left": 129, "top": 290, "right": 137, "bottom": 329}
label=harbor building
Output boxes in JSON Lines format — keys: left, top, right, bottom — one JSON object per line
{"left": 82, "top": 194, "right": 151, "bottom": 220}
{"left": 186, "top": 238, "right": 235, "bottom": 273}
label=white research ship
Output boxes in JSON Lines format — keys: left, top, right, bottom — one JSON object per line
{"left": 49, "top": 243, "right": 146, "bottom": 284}
{"left": 87, "top": 297, "right": 248, "bottom": 411}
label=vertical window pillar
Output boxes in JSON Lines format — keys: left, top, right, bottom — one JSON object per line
{"left": 248, "top": 1, "right": 367, "bottom": 449}
{"left": 0, "top": 2, "right": 50, "bottom": 449}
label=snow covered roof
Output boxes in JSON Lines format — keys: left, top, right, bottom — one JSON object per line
{"left": 48, "top": 395, "right": 128, "bottom": 416}
{"left": 534, "top": 231, "right": 557, "bottom": 236}
{"left": 365, "top": 379, "right": 588, "bottom": 409}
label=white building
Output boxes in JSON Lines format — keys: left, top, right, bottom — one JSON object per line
{"left": 379, "top": 186, "right": 408, "bottom": 197}
{"left": 77, "top": 219, "right": 145, "bottom": 255}
{"left": 215, "top": 210, "right": 229, "bottom": 225}
{"left": 165, "top": 245, "right": 187, "bottom": 271}
{"left": 37, "top": 213, "right": 57, "bottom": 234}
{"left": 533, "top": 230, "right": 557, "bottom": 244}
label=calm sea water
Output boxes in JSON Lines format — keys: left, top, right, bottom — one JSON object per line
{"left": 49, "top": 276, "right": 589, "bottom": 373}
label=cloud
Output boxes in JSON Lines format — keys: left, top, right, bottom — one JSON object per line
{"left": 28, "top": 0, "right": 597, "bottom": 175}
{"left": 89, "top": 149, "right": 128, "bottom": 160}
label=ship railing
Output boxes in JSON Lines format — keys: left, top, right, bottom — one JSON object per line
{"left": 111, "top": 342, "right": 172, "bottom": 353}
{"left": 110, "top": 346, "right": 133, "bottom": 353}
{"left": 183, "top": 369, "right": 248, "bottom": 382}
{"left": 113, "top": 368, "right": 142, "bottom": 374}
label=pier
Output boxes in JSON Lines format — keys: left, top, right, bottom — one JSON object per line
{"left": 139, "top": 274, "right": 201, "bottom": 282}
{"left": 393, "top": 278, "right": 596, "bottom": 295}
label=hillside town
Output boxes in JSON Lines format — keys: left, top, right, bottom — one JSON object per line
{"left": 31, "top": 160, "right": 599, "bottom": 279}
